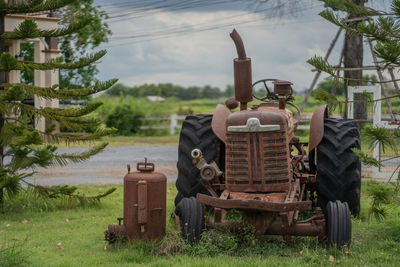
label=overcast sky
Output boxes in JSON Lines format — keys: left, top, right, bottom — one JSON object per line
{"left": 93, "top": 0, "right": 390, "bottom": 93}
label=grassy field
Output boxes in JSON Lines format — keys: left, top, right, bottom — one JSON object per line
{"left": 94, "top": 95, "right": 327, "bottom": 119}
{"left": 1, "top": 182, "right": 400, "bottom": 267}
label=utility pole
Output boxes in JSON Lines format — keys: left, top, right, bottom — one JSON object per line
{"left": 344, "top": 0, "right": 365, "bottom": 120}
{"left": 0, "top": 11, "right": 5, "bottom": 203}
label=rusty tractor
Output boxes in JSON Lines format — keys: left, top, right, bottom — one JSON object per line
{"left": 174, "top": 29, "right": 361, "bottom": 248}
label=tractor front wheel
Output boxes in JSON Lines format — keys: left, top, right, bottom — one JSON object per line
{"left": 326, "top": 200, "right": 351, "bottom": 248}
{"left": 175, "top": 197, "right": 204, "bottom": 244}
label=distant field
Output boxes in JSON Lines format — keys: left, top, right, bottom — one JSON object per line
{"left": 95, "top": 93, "right": 399, "bottom": 120}
{"left": 94, "top": 94, "right": 327, "bottom": 118}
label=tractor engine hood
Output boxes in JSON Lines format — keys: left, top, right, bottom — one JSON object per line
{"left": 226, "top": 105, "right": 293, "bottom": 136}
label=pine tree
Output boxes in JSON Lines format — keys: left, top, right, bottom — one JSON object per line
{"left": 0, "top": 0, "right": 117, "bottom": 204}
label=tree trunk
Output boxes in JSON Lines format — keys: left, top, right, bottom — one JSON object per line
{"left": 344, "top": 0, "right": 365, "bottom": 120}
{"left": 0, "top": 12, "right": 5, "bottom": 203}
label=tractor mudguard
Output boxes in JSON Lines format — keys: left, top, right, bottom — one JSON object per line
{"left": 308, "top": 104, "right": 328, "bottom": 152}
{"left": 211, "top": 104, "right": 231, "bottom": 144}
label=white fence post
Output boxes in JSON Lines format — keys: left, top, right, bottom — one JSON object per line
{"left": 139, "top": 114, "right": 186, "bottom": 135}
{"left": 348, "top": 85, "right": 381, "bottom": 174}
{"left": 170, "top": 114, "right": 178, "bottom": 135}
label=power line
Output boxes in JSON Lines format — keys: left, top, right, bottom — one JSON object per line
{"left": 106, "top": 3, "right": 322, "bottom": 41}
{"left": 110, "top": 5, "right": 281, "bottom": 39}
{"left": 95, "top": 1, "right": 323, "bottom": 48}
{"left": 106, "top": 0, "right": 244, "bottom": 23}
{"left": 109, "top": 2, "right": 322, "bottom": 39}
{"left": 103, "top": 17, "right": 323, "bottom": 48}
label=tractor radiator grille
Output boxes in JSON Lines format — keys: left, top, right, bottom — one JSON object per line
{"left": 225, "top": 130, "right": 290, "bottom": 192}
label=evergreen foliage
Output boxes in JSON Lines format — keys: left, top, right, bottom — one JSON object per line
{"left": 0, "top": 0, "right": 73, "bottom": 14}
{"left": 315, "top": 74, "right": 377, "bottom": 97}
{"left": 0, "top": 50, "right": 106, "bottom": 71}
{"left": 2, "top": 17, "right": 91, "bottom": 40}
{"left": 58, "top": 0, "right": 111, "bottom": 88}
{"left": 0, "top": 0, "right": 117, "bottom": 204}
{"left": 308, "top": 0, "right": 400, "bottom": 220}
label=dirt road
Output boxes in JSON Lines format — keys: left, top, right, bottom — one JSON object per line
{"left": 26, "top": 146, "right": 178, "bottom": 186}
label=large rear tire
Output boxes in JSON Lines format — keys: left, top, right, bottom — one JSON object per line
{"left": 175, "top": 114, "right": 223, "bottom": 205}
{"left": 175, "top": 197, "right": 204, "bottom": 244}
{"left": 316, "top": 118, "right": 361, "bottom": 216}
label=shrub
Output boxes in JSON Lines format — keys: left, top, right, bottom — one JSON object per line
{"left": 105, "top": 104, "right": 144, "bottom": 135}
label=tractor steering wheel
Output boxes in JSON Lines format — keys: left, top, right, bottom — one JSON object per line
{"left": 252, "top": 79, "right": 279, "bottom": 101}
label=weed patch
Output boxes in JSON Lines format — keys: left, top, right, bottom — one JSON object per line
{"left": 0, "top": 235, "right": 29, "bottom": 267}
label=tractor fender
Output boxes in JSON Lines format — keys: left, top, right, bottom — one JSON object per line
{"left": 308, "top": 104, "right": 328, "bottom": 152}
{"left": 211, "top": 104, "right": 231, "bottom": 144}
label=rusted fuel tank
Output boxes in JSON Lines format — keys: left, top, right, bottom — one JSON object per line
{"left": 105, "top": 159, "right": 166, "bottom": 243}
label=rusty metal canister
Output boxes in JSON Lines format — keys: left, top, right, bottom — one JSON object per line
{"left": 123, "top": 159, "right": 166, "bottom": 241}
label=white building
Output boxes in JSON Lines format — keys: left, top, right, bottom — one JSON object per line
{"left": 5, "top": 6, "right": 61, "bottom": 132}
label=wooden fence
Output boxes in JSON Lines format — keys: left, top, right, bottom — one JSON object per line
{"left": 139, "top": 114, "right": 315, "bottom": 134}
{"left": 139, "top": 114, "right": 186, "bottom": 135}
{"left": 139, "top": 114, "right": 395, "bottom": 135}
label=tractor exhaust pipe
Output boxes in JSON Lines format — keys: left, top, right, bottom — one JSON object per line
{"left": 230, "top": 29, "right": 252, "bottom": 111}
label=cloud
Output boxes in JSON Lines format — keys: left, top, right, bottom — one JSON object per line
{"left": 96, "top": 5, "right": 346, "bottom": 92}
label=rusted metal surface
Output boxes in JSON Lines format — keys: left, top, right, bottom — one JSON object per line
{"left": 227, "top": 118, "right": 280, "bottom": 132}
{"left": 196, "top": 193, "right": 312, "bottom": 212}
{"left": 293, "top": 184, "right": 306, "bottom": 223}
{"left": 205, "top": 217, "right": 326, "bottom": 238}
{"left": 226, "top": 108, "right": 286, "bottom": 127}
{"left": 230, "top": 192, "right": 286, "bottom": 202}
{"left": 265, "top": 221, "right": 325, "bottom": 237}
{"left": 192, "top": 149, "right": 222, "bottom": 182}
{"left": 225, "top": 97, "right": 239, "bottom": 110}
{"left": 123, "top": 160, "right": 166, "bottom": 240}
{"left": 225, "top": 110, "right": 290, "bottom": 193}
{"left": 105, "top": 159, "right": 166, "bottom": 242}
{"left": 200, "top": 166, "right": 217, "bottom": 181}
{"left": 191, "top": 148, "right": 223, "bottom": 197}
{"left": 137, "top": 180, "right": 147, "bottom": 225}
{"left": 214, "top": 189, "right": 230, "bottom": 223}
{"left": 273, "top": 80, "right": 293, "bottom": 110}
{"left": 280, "top": 179, "right": 301, "bottom": 227}
{"left": 308, "top": 104, "right": 328, "bottom": 152}
{"left": 203, "top": 181, "right": 219, "bottom": 198}
{"left": 297, "top": 173, "right": 316, "bottom": 184}
{"left": 291, "top": 136, "right": 307, "bottom": 175}
{"left": 104, "top": 224, "right": 126, "bottom": 243}
{"left": 298, "top": 208, "right": 324, "bottom": 224}
{"left": 214, "top": 208, "right": 226, "bottom": 223}
{"left": 243, "top": 212, "right": 276, "bottom": 234}
{"left": 273, "top": 80, "right": 293, "bottom": 95}
{"left": 136, "top": 158, "right": 155, "bottom": 172}
{"left": 230, "top": 29, "right": 252, "bottom": 110}
{"left": 211, "top": 104, "right": 231, "bottom": 144}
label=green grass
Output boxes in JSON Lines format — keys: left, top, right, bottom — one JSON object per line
{"left": 1, "top": 182, "right": 400, "bottom": 266}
